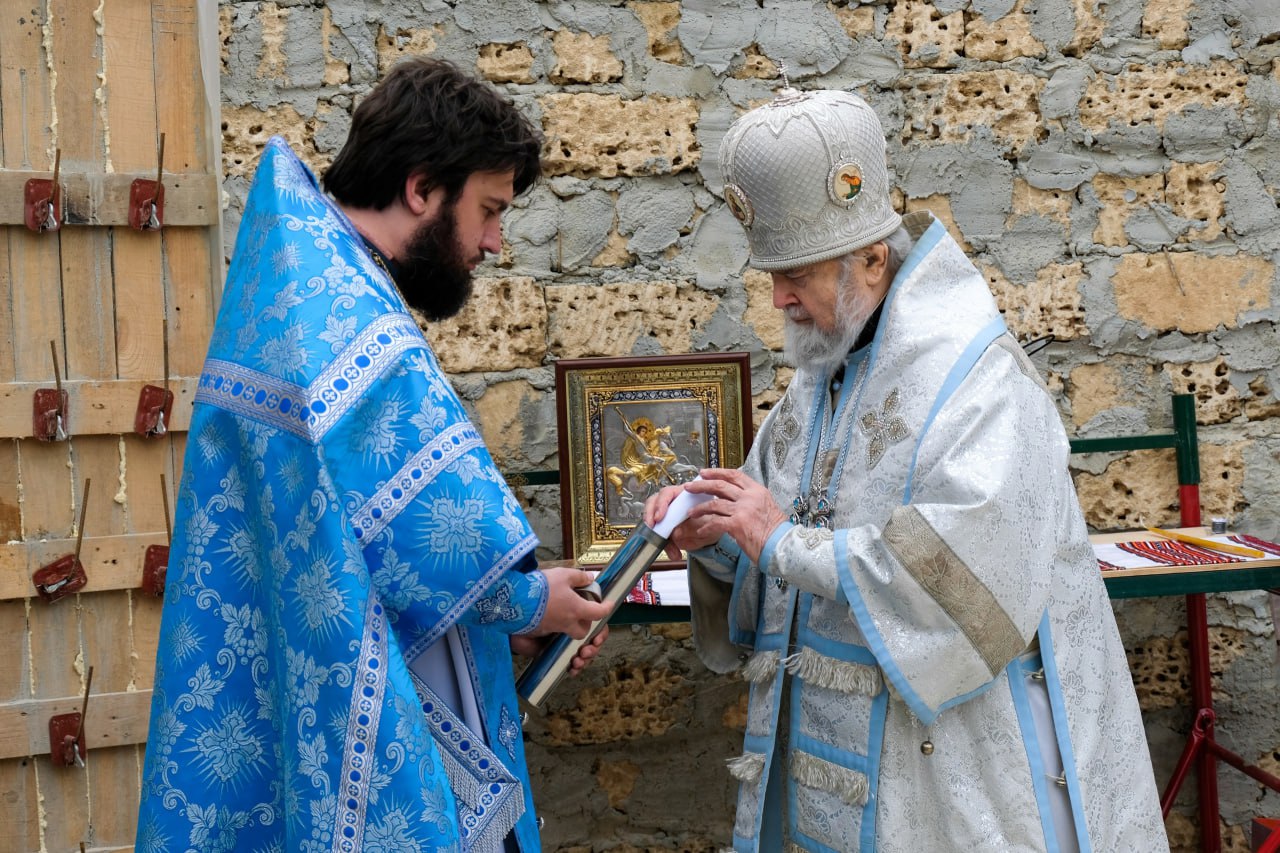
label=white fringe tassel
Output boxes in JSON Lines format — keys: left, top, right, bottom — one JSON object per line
{"left": 741, "top": 649, "right": 781, "bottom": 684}
{"left": 792, "top": 751, "right": 870, "bottom": 806}
{"left": 726, "top": 751, "right": 767, "bottom": 785}
{"left": 784, "top": 646, "right": 882, "bottom": 696}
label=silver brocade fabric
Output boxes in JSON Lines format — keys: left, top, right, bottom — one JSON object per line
{"left": 689, "top": 212, "right": 1168, "bottom": 852}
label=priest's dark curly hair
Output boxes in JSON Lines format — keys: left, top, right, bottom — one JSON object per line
{"left": 323, "top": 57, "right": 542, "bottom": 209}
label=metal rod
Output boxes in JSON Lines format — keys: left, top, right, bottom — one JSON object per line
{"left": 73, "top": 665, "right": 94, "bottom": 755}
{"left": 161, "top": 473, "right": 172, "bottom": 543}
{"left": 74, "top": 478, "right": 91, "bottom": 562}
{"left": 52, "top": 148, "right": 61, "bottom": 186}
{"left": 50, "top": 340, "right": 62, "bottom": 396}
{"left": 156, "top": 132, "right": 165, "bottom": 186}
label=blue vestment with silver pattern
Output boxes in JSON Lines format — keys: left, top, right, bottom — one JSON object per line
{"left": 136, "top": 138, "right": 547, "bottom": 853}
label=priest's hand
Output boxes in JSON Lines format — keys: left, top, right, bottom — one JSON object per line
{"left": 533, "top": 567, "right": 612, "bottom": 639}
{"left": 662, "top": 468, "right": 787, "bottom": 565}
{"left": 644, "top": 484, "right": 721, "bottom": 561}
{"left": 510, "top": 626, "right": 608, "bottom": 675}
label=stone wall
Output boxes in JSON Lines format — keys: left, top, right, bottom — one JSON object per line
{"left": 218, "top": 1, "right": 1280, "bottom": 849}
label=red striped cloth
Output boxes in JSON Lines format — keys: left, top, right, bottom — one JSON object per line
{"left": 625, "top": 574, "right": 661, "bottom": 605}
{"left": 1116, "top": 539, "right": 1240, "bottom": 566}
{"left": 1230, "top": 534, "right": 1280, "bottom": 557}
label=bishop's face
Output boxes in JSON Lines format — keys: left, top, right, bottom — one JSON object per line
{"left": 772, "top": 253, "right": 879, "bottom": 374}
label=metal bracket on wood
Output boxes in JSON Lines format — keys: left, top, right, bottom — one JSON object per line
{"left": 23, "top": 148, "right": 62, "bottom": 233}
{"left": 128, "top": 132, "right": 165, "bottom": 231}
{"left": 140, "top": 473, "right": 172, "bottom": 597}
{"left": 33, "top": 479, "right": 91, "bottom": 603}
{"left": 133, "top": 384, "right": 174, "bottom": 437}
{"left": 48, "top": 667, "right": 93, "bottom": 768}
{"left": 34, "top": 341, "right": 69, "bottom": 442}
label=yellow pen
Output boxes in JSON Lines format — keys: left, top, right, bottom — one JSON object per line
{"left": 1144, "top": 526, "right": 1265, "bottom": 559}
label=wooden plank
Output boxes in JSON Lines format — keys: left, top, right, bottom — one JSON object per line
{"left": 0, "top": 690, "right": 152, "bottom": 761}
{"left": 0, "top": 531, "right": 169, "bottom": 601}
{"left": 0, "top": 376, "right": 198, "bottom": 438}
{"left": 0, "top": 170, "right": 219, "bottom": 226}
{"left": 155, "top": 1, "right": 220, "bottom": 379}
{"left": 0, "top": 758, "right": 40, "bottom": 851}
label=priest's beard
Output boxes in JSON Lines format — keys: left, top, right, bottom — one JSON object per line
{"left": 783, "top": 267, "right": 877, "bottom": 375}
{"left": 395, "top": 201, "right": 474, "bottom": 321}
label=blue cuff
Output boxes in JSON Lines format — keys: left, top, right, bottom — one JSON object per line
{"left": 512, "top": 570, "right": 548, "bottom": 635}
{"left": 758, "top": 521, "right": 794, "bottom": 574}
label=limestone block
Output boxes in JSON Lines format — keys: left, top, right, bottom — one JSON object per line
{"left": 753, "top": 366, "right": 796, "bottom": 433}
{"left": 1165, "top": 358, "right": 1241, "bottom": 425}
{"left": 1244, "top": 376, "right": 1280, "bottom": 421}
{"left": 1010, "top": 180, "right": 1073, "bottom": 231}
{"left": 376, "top": 26, "right": 442, "bottom": 75}
{"left": 469, "top": 379, "right": 543, "bottom": 468}
{"left": 1142, "top": 0, "right": 1193, "bottom": 50}
{"left": 1112, "top": 253, "right": 1273, "bottom": 334}
{"left": 1068, "top": 359, "right": 1157, "bottom": 428}
{"left": 829, "top": 2, "right": 875, "bottom": 40}
{"left": 257, "top": 2, "right": 288, "bottom": 82}
{"left": 545, "top": 281, "right": 719, "bottom": 357}
{"left": 541, "top": 664, "right": 689, "bottom": 745}
{"left": 743, "top": 268, "right": 784, "bottom": 352}
{"left": 964, "top": 0, "right": 1045, "bottom": 62}
{"left": 539, "top": 94, "right": 701, "bottom": 178}
{"left": 321, "top": 8, "right": 349, "bottom": 86}
{"left": 987, "top": 261, "right": 1087, "bottom": 343}
{"left": 1079, "top": 61, "right": 1249, "bottom": 133}
{"left": 1166, "top": 162, "right": 1225, "bottom": 243}
{"left": 905, "top": 195, "right": 971, "bottom": 251}
{"left": 596, "top": 759, "right": 642, "bottom": 809}
{"left": 551, "top": 30, "right": 624, "bottom": 84}
{"left": 883, "top": 0, "right": 963, "bottom": 68}
{"left": 1164, "top": 811, "right": 1196, "bottom": 852}
{"left": 478, "top": 42, "right": 536, "bottom": 84}
{"left": 900, "top": 71, "right": 1043, "bottom": 155}
{"left": 424, "top": 276, "right": 548, "bottom": 372}
{"left": 1065, "top": 0, "right": 1105, "bottom": 56}
{"left": 1090, "top": 174, "right": 1165, "bottom": 248}
{"left": 1126, "top": 631, "right": 1189, "bottom": 710}
{"left": 222, "top": 104, "right": 325, "bottom": 180}
{"left": 1073, "top": 442, "right": 1245, "bottom": 530}
{"left": 629, "top": 1, "right": 683, "bottom": 64}
{"left": 732, "top": 44, "right": 778, "bottom": 80}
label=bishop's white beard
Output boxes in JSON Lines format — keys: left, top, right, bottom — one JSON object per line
{"left": 782, "top": 272, "right": 878, "bottom": 375}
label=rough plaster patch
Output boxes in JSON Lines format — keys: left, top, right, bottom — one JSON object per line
{"left": 1079, "top": 61, "right": 1249, "bottom": 133}
{"left": 1142, "top": 0, "right": 1192, "bottom": 49}
{"left": 1244, "top": 376, "right": 1280, "bottom": 421}
{"left": 551, "top": 30, "right": 624, "bottom": 84}
{"left": 477, "top": 42, "right": 535, "bottom": 84}
{"left": 752, "top": 366, "right": 795, "bottom": 433}
{"left": 1165, "top": 357, "right": 1241, "bottom": 425}
{"left": 222, "top": 104, "right": 321, "bottom": 179}
{"left": 986, "top": 261, "right": 1087, "bottom": 342}
{"left": 257, "top": 2, "right": 288, "bottom": 83}
{"left": 899, "top": 71, "right": 1043, "bottom": 154}
{"left": 592, "top": 229, "right": 635, "bottom": 268}
{"left": 546, "top": 281, "right": 718, "bottom": 357}
{"left": 678, "top": 0, "right": 763, "bottom": 74}
{"left": 743, "top": 268, "right": 783, "bottom": 351}
{"left": 424, "top": 276, "right": 547, "bottom": 372}
{"left": 539, "top": 94, "right": 701, "bottom": 178}
{"left": 1091, "top": 174, "right": 1165, "bottom": 247}
{"left": 629, "top": 1, "right": 683, "bottom": 64}
{"left": 829, "top": 3, "right": 876, "bottom": 40}
{"left": 964, "top": 0, "right": 1045, "bottom": 61}
{"left": 1166, "top": 161, "right": 1225, "bottom": 242}
{"left": 320, "top": 7, "right": 349, "bottom": 86}
{"left": 376, "top": 25, "right": 441, "bottom": 75}
{"left": 886, "top": 0, "right": 964, "bottom": 68}
{"left": 596, "top": 759, "right": 642, "bottom": 810}
{"left": 1073, "top": 442, "right": 1246, "bottom": 530}
{"left": 1112, "top": 253, "right": 1273, "bottom": 334}
{"left": 541, "top": 664, "right": 689, "bottom": 745}
{"left": 905, "top": 195, "right": 971, "bottom": 251}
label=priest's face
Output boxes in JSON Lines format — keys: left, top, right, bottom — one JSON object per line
{"left": 397, "top": 169, "right": 513, "bottom": 321}
{"left": 773, "top": 254, "right": 878, "bottom": 374}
